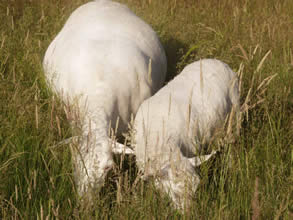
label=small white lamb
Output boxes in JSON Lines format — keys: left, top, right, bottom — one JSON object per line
{"left": 43, "top": 0, "right": 166, "bottom": 200}
{"left": 133, "top": 59, "right": 239, "bottom": 209}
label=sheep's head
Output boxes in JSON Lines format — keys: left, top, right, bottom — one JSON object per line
{"left": 73, "top": 139, "right": 114, "bottom": 200}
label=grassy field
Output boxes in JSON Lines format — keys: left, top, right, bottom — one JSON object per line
{"left": 0, "top": 0, "right": 292, "bottom": 218}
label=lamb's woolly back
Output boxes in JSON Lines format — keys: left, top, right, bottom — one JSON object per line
{"left": 134, "top": 59, "right": 239, "bottom": 209}
{"left": 43, "top": 0, "right": 166, "bottom": 200}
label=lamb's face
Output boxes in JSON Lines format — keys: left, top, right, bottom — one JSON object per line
{"left": 154, "top": 160, "right": 201, "bottom": 210}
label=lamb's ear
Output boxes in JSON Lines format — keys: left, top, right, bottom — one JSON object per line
{"left": 188, "top": 150, "right": 218, "bottom": 167}
{"left": 109, "top": 139, "right": 135, "bottom": 155}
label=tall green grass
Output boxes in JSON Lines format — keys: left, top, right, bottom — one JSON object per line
{"left": 0, "top": 0, "right": 292, "bottom": 218}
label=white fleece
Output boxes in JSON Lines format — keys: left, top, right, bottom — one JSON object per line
{"left": 134, "top": 59, "right": 239, "bottom": 209}
{"left": 43, "top": 0, "right": 166, "bottom": 199}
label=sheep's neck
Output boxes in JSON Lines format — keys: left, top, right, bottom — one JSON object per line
{"left": 80, "top": 108, "right": 110, "bottom": 154}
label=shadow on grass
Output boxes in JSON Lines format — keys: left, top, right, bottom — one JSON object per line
{"left": 162, "top": 37, "right": 188, "bottom": 82}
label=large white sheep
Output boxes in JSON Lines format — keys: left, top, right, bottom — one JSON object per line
{"left": 43, "top": 0, "right": 166, "bottom": 200}
{"left": 133, "top": 59, "right": 239, "bottom": 209}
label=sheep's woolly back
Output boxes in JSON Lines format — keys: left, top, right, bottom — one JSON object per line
{"left": 43, "top": 0, "right": 166, "bottom": 199}
{"left": 134, "top": 59, "right": 239, "bottom": 209}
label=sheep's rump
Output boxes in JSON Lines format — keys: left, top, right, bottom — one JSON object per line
{"left": 43, "top": 0, "right": 167, "bottom": 132}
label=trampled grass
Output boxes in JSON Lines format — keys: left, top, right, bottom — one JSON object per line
{"left": 0, "top": 0, "right": 292, "bottom": 219}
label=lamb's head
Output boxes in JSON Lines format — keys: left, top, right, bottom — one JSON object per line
{"left": 138, "top": 146, "right": 217, "bottom": 210}
{"left": 73, "top": 139, "right": 114, "bottom": 199}
{"left": 153, "top": 154, "right": 201, "bottom": 210}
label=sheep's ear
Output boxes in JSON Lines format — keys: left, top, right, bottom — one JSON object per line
{"left": 188, "top": 150, "right": 217, "bottom": 167}
{"left": 109, "top": 139, "right": 135, "bottom": 155}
